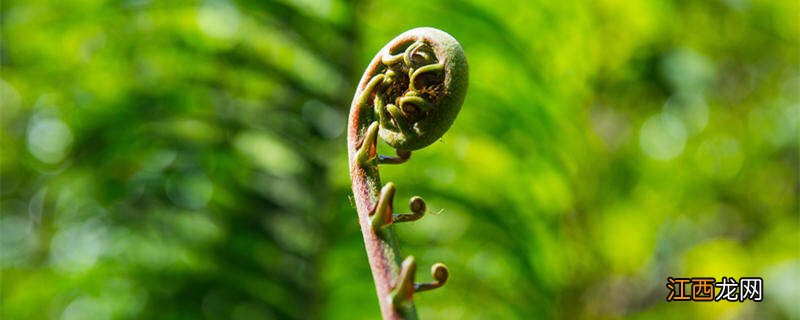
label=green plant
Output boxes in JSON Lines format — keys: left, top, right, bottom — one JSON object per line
{"left": 347, "top": 27, "right": 469, "bottom": 319}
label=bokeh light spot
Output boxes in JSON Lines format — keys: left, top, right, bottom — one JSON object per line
{"left": 165, "top": 172, "right": 214, "bottom": 210}
{"left": 27, "top": 117, "right": 74, "bottom": 164}
{"left": 50, "top": 219, "right": 107, "bottom": 273}
{"left": 663, "top": 92, "right": 709, "bottom": 135}
{"left": 639, "top": 112, "right": 687, "bottom": 160}
{"left": 660, "top": 48, "right": 715, "bottom": 94}
{"left": 695, "top": 135, "right": 744, "bottom": 180}
{"left": 197, "top": 0, "right": 241, "bottom": 41}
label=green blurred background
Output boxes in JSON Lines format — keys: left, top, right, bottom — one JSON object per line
{"left": 1, "top": 0, "right": 798, "bottom": 319}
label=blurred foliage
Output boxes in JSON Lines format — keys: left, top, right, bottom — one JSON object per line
{"left": 1, "top": 0, "right": 798, "bottom": 319}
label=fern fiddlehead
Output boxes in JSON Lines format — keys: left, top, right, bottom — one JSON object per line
{"left": 347, "top": 27, "right": 468, "bottom": 319}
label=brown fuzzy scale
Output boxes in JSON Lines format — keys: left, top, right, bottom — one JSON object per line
{"left": 385, "top": 67, "right": 410, "bottom": 103}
